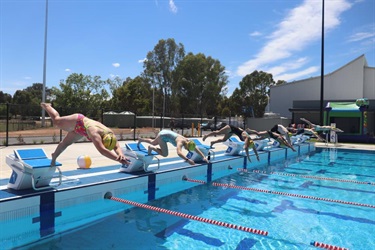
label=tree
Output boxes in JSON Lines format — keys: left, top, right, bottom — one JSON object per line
{"left": 172, "top": 52, "right": 228, "bottom": 116}
{"left": 111, "top": 76, "right": 151, "bottom": 114}
{"left": 231, "top": 70, "right": 275, "bottom": 118}
{"left": 142, "top": 38, "right": 185, "bottom": 117}
{"left": 51, "top": 73, "right": 110, "bottom": 119}
{"left": 11, "top": 83, "right": 53, "bottom": 118}
{"left": 0, "top": 91, "right": 12, "bottom": 119}
{"left": 0, "top": 91, "right": 12, "bottom": 103}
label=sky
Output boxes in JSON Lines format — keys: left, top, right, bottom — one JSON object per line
{"left": 1, "top": 0, "right": 374, "bottom": 97}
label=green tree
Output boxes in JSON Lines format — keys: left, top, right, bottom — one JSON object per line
{"left": 231, "top": 70, "right": 275, "bottom": 118}
{"left": 143, "top": 38, "right": 185, "bottom": 117}
{"left": 0, "top": 91, "right": 12, "bottom": 119}
{"left": 52, "top": 73, "right": 110, "bottom": 119}
{"left": 172, "top": 52, "right": 228, "bottom": 117}
{"left": 11, "top": 83, "right": 52, "bottom": 118}
{"left": 111, "top": 76, "right": 151, "bottom": 114}
{"left": 0, "top": 91, "right": 12, "bottom": 103}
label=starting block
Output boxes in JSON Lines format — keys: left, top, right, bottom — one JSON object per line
{"left": 224, "top": 137, "right": 245, "bottom": 155}
{"left": 5, "top": 148, "right": 62, "bottom": 191}
{"left": 253, "top": 139, "right": 272, "bottom": 151}
{"left": 120, "top": 142, "right": 160, "bottom": 173}
{"left": 291, "top": 135, "right": 310, "bottom": 144}
{"left": 260, "top": 138, "right": 280, "bottom": 151}
{"left": 186, "top": 139, "right": 215, "bottom": 162}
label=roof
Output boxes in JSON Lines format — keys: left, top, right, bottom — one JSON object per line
{"left": 326, "top": 102, "right": 360, "bottom": 112}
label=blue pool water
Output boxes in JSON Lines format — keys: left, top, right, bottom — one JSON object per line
{"left": 24, "top": 148, "right": 375, "bottom": 249}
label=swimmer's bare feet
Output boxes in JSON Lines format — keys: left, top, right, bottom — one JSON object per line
{"left": 41, "top": 103, "right": 52, "bottom": 109}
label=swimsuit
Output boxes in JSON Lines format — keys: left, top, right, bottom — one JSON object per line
{"left": 271, "top": 124, "right": 288, "bottom": 135}
{"left": 229, "top": 125, "right": 246, "bottom": 141}
{"left": 159, "top": 130, "right": 180, "bottom": 147}
{"left": 74, "top": 114, "right": 91, "bottom": 140}
{"left": 74, "top": 114, "right": 112, "bottom": 141}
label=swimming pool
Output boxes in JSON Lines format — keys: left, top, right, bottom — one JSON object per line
{"left": 22, "top": 147, "right": 375, "bottom": 249}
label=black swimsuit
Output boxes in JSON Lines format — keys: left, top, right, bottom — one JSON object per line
{"left": 229, "top": 125, "right": 245, "bottom": 141}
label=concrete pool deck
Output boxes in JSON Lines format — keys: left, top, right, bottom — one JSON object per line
{"left": 1, "top": 139, "right": 374, "bottom": 180}
{"left": 0, "top": 137, "right": 228, "bottom": 180}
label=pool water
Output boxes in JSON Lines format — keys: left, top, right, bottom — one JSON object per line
{"left": 24, "top": 148, "right": 375, "bottom": 249}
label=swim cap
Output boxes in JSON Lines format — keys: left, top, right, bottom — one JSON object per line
{"left": 186, "top": 141, "right": 196, "bottom": 151}
{"left": 102, "top": 133, "right": 117, "bottom": 150}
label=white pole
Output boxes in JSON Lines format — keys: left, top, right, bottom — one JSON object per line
{"left": 41, "top": 0, "right": 48, "bottom": 127}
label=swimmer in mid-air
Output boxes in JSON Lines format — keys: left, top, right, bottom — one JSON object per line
{"left": 41, "top": 103, "right": 130, "bottom": 166}
{"left": 300, "top": 118, "right": 344, "bottom": 133}
{"left": 202, "top": 125, "right": 260, "bottom": 162}
{"left": 256, "top": 130, "right": 296, "bottom": 151}
{"left": 137, "top": 130, "right": 209, "bottom": 165}
{"left": 287, "top": 125, "right": 325, "bottom": 142}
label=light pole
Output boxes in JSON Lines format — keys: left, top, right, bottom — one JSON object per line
{"left": 320, "top": 0, "right": 325, "bottom": 125}
{"left": 41, "top": 0, "right": 49, "bottom": 127}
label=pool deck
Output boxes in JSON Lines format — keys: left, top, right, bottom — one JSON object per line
{"left": 0, "top": 140, "right": 374, "bottom": 180}
{"left": 0, "top": 137, "right": 228, "bottom": 180}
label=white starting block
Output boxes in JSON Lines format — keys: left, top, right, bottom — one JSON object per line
{"left": 224, "top": 137, "right": 278, "bottom": 154}
{"left": 186, "top": 139, "right": 215, "bottom": 162}
{"left": 120, "top": 143, "right": 160, "bottom": 173}
{"left": 224, "top": 137, "right": 245, "bottom": 155}
{"left": 6, "top": 148, "right": 62, "bottom": 191}
{"left": 291, "top": 135, "right": 310, "bottom": 144}
{"left": 257, "top": 138, "right": 280, "bottom": 151}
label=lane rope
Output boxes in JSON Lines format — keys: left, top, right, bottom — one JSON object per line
{"left": 105, "top": 192, "right": 268, "bottom": 236}
{"left": 310, "top": 240, "right": 349, "bottom": 250}
{"left": 183, "top": 177, "right": 375, "bottom": 209}
{"left": 238, "top": 168, "right": 375, "bottom": 186}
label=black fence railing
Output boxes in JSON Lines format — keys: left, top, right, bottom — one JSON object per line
{"left": 1, "top": 103, "right": 244, "bottom": 146}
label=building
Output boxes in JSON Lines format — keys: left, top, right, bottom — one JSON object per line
{"left": 269, "top": 54, "right": 375, "bottom": 142}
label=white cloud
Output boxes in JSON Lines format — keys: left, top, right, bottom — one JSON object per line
{"left": 112, "top": 63, "right": 120, "bottom": 68}
{"left": 169, "top": 0, "right": 178, "bottom": 14}
{"left": 266, "top": 57, "right": 309, "bottom": 76}
{"left": 249, "top": 31, "right": 262, "bottom": 37}
{"left": 236, "top": 0, "right": 352, "bottom": 80}
{"left": 275, "top": 66, "right": 319, "bottom": 82}
{"left": 138, "top": 58, "right": 147, "bottom": 63}
{"left": 348, "top": 32, "right": 374, "bottom": 42}
{"left": 65, "top": 68, "right": 71, "bottom": 72}
{"left": 24, "top": 76, "right": 31, "bottom": 80}
{"left": 347, "top": 23, "right": 375, "bottom": 43}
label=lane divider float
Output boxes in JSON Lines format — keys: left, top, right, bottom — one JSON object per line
{"left": 310, "top": 240, "right": 349, "bottom": 250}
{"left": 238, "top": 168, "right": 375, "bottom": 185}
{"left": 183, "top": 177, "right": 375, "bottom": 209}
{"left": 104, "top": 192, "right": 268, "bottom": 236}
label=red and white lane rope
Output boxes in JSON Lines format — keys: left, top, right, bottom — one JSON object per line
{"left": 183, "top": 177, "right": 375, "bottom": 209}
{"left": 106, "top": 194, "right": 268, "bottom": 236}
{"left": 238, "top": 168, "right": 375, "bottom": 186}
{"left": 310, "top": 240, "right": 349, "bottom": 250}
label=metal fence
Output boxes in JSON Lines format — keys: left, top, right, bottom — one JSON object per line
{"left": 0, "top": 103, "right": 243, "bottom": 146}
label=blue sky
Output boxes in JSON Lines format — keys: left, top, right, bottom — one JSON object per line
{"left": 1, "top": 0, "right": 374, "bottom": 96}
